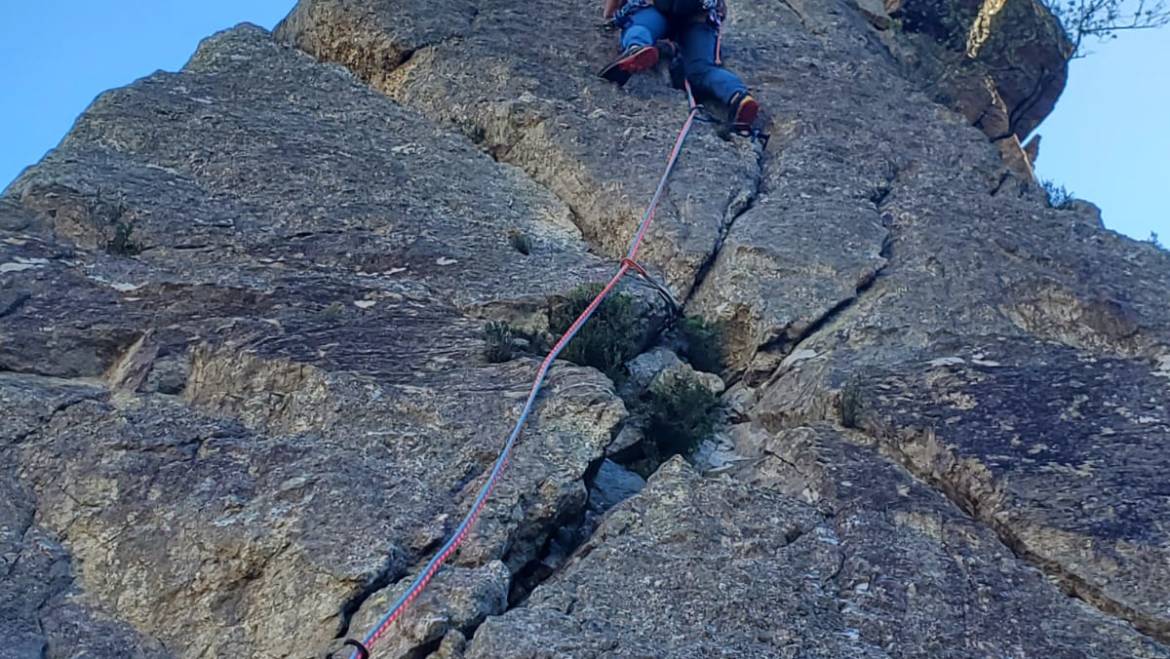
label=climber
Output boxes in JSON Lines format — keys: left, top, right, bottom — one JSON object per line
{"left": 599, "top": 0, "right": 759, "bottom": 130}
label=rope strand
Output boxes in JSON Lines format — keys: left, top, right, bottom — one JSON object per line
{"left": 348, "top": 84, "right": 701, "bottom": 659}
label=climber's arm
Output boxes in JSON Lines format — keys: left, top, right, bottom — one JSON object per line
{"left": 603, "top": 0, "right": 624, "bottom": 18}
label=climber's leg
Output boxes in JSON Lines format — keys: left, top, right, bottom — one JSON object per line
{"left": 679, "top": 20, "right": 758, "bottom": 126}
{"left": 621, "top": 7, "right": 670, "bottom": 49}
{"left": 600, "top": 7, "right": 670, "bottom": 85}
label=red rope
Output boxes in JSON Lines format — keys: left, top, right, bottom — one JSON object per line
{"left": 349, "top": 85, "right": 701, "bottom": 659}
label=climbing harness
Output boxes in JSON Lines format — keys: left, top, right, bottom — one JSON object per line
{"left": 336, "top": 80, "right": 762, "bottom": 658}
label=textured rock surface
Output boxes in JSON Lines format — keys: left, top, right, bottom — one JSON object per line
{"left": 889, "top": 0, "right": 1073, "bottom": 141}
{"left": 468, "top": 442, "right": 1167, "bottom": 657}
{"left": 2, "top": 0, "right": 1168, "bottom": 656}
{"left": 1, "top": 25, "right": 629, "bottom": 657}
{"left": 276, "top": 0, "right": 762, "bottom": 295}
{"left": 844, "top": 340, "right": 1170, "bottom": 640}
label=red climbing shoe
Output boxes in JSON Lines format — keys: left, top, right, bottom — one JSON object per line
{"left": 729, "top": 91, "right": 760, "bottom": 130}
{"left": 599, "top": 44, "right": 661, "bottom": 86}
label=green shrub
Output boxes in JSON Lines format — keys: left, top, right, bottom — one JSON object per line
{"left": 107, "top": 221, "right": 140, "bottom": 255}
{"left": 839, "top": 379, "right": 863, "bottom": 429}
{"left": 548, "top": 284, "right": 641, "bottom": 381}
{"left": 643, "top": 377, "right": 721, "bottom": 457}
{"left": 483, "top": 321, "right": 516, "bottom": 363}
{"left": 679, "top": 315, "right": 725, "bottom": 373}
{"left": 1040, "top": 179, "right": 1074, "bottom": 210}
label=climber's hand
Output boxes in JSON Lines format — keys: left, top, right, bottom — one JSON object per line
{"left": 603, "top": 0, "right": 622, "bottom": 18}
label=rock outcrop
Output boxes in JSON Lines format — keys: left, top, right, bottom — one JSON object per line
{"left": 1, "top": 0, "right": 1167, "bottom": 657}
{"left": 889, "top": 0, "right": 1073, "bottom": 143}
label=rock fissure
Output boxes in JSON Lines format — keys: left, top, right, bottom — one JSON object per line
{"left": 879, "top": 428, "right": 1170, "bottom": 644}
{"left": 332, "top": 554, "right": 404, "bottom": 642}
{"left": 776, "top": 257, "right": 889, "bottom": 359}
{"left": 684, "top": 146, "right": 767, "bottom": 305}
{"left": 4, "top": 384, "right": 105, "bottom": 446}
{"left": 4, "top": 1, "right": 1170, "bottom": 656}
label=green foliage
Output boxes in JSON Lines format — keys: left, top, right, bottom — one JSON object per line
{"left": 107, "top": 221, "right": 140, "bottom": 255}
{"left": 643, "top": 377, "right": 721, "bottom": 457}
{"left": 1150, "top": 232, "right": 1164, "bottom": 250}
{"left": 1040, "top": 179, "right": 1075, "bottom": 210}
{"left": 508, "top": 229, "right": 533, "bottom": 256}
{"left": 548, "top": 284, "right": 641, "bottom": 381}
{"left": 483, "top": 321, "right": 517, "bottom": 363}
{"left": 679, "top": 315, "right": 725, "bottom": 373}
{"left": 839, "top": 379, "right": 864, "bottom": 429}
{"left": 92, "top": 190, "right": 139, "bottom": 255}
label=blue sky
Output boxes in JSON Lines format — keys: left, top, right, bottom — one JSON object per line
{"left": 0, "top": 2, "right": 1166, "bottom": 242}
{"left": 1035, "top": 29, "right": 1170, "bottom": 242}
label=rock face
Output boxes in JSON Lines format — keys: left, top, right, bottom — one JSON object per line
{"left": 1, "top": 0, "right": 1167, "bottom": 658}
{"left": 889, "top": 0, "right": 1073, "bottom": 142}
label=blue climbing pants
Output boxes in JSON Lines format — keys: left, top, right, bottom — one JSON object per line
{"left": 618, "top": 7, "right": 747, "bottom": 104}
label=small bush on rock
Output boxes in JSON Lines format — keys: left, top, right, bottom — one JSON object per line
{"left": 839, "top": 379, "right": 864, "bottom": 428}
{"left": 483, "top": 321, "right": 516, "bottom": 363}
{"left": 680, "top": 315, "right": 725, "bottom": 373}
{"left": 107, "top": 221, "right": 141, "bottom": 255}
{"left": 549, "top": 283, "right": 641, "bottom": 381}
{"left": 644, "top": 377, "right": 721, "bottom": 457}
{"left": 1041, "top": 179, "right": 1075, "bottom": 210}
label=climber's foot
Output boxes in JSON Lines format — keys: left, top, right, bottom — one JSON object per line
{"left": 599, "top": 44, "right": 660, "bottom": 86}
{"left": 729, "top": 91, "right": 760, "bottom": 130}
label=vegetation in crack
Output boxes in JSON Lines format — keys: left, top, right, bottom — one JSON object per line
{"left": 641, "top": 377, "right": 722, "bottom": 458}
{"left": 508, "top": 228, "right": 533, "bottom": 256}
{"left": 1040, "top": 178, "right": 1076, "bottom": 210}
{"left": 548, "top": 283, "right": 642, "bottom": 383}
{"left": 107, "top": 221, "right": 140, "bottom": 256}
{"left": 678, "top": 315, "right": 726, "bottom": 374}
{"left": 79, "top": 188, "right": 141, "bottom": 256}
{"left": 480, "top": 321, "right": 549, "bottom": 364}
{"left": 838, "top": 377, "right": 865, "bottom": 430}
{"left": 482, "top": 321, "right": 518, "bottom": 364}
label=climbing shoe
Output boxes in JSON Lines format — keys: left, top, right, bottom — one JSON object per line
{"left": 729, "top": 91, "right": 760, "bottom": 130}
{"left": 599, "top": 44, "right": 660, "bottom": 86}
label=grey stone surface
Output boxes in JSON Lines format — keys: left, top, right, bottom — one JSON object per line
{"left": 1, "top": 0, "right": 1168, "bottom": 655}
{"left": 890, "top": 0, "right": 1073, "bottom": 140}
{"left": 623, "top": 346, "right": 724, "bottom": 397}
{"left": 1, "top": 24, "right": 628, "bottom": 658}
{"left": 467, "top": 438, "right": 1166, "bottom": 657}
{"left": 840, "top": 339, "right": 1170, "bottom": 641}
{"left": 277, "top": 0, "right": 762, "bottom": 296}
{"left": 0, "top": 377, "right": 170, "bottom": 659}
{"left": 586, "top": 459, "right": 646, "bottom": 514}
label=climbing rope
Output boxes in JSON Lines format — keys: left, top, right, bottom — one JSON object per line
{"left": 341, "top": 84, "right": 703, "bottom": 659}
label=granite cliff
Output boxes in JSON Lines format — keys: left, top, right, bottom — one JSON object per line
{"left": 2, "top": 0, "right": 1168, "bottom": 657}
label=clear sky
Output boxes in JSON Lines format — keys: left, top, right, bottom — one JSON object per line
{"left": 0, "top": 2, "right": 1166, "bottom": 242}
{"left": 1035, "top": 28, "right": 1170, "bottom": 242}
